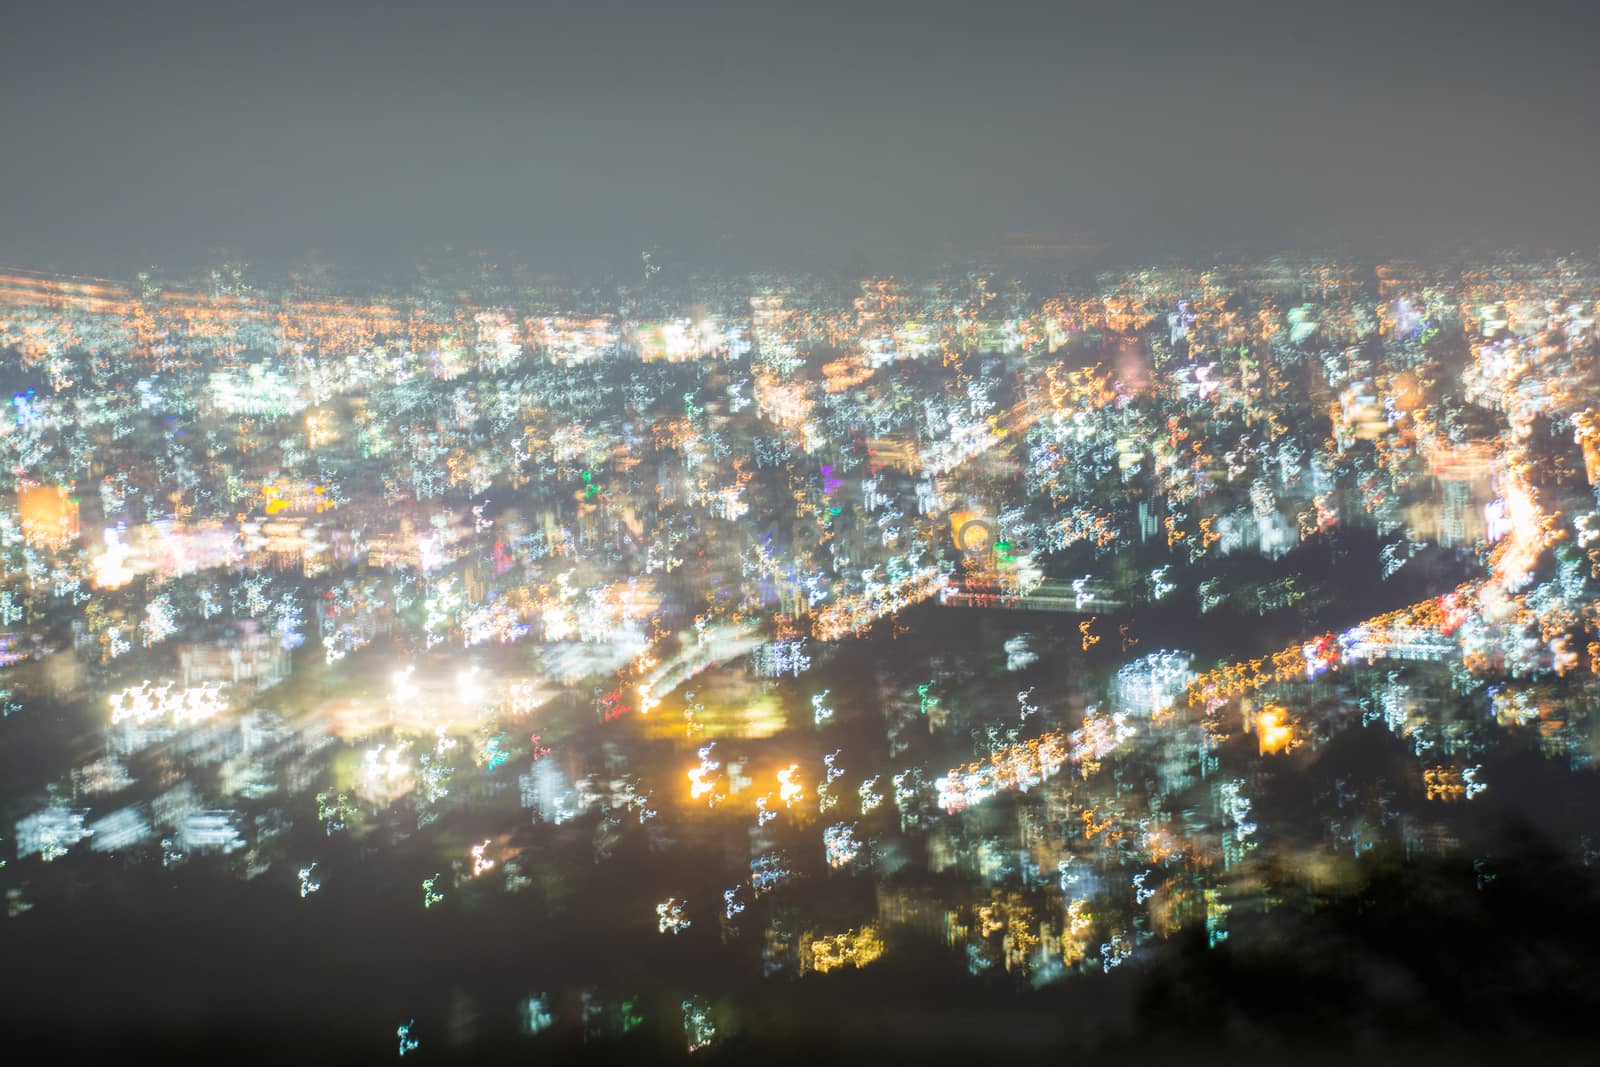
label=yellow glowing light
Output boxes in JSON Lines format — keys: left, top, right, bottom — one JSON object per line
{"left": 18, "top": 485, "right": 79, "bottom": 546}
{"left": 262, "top": 481, "right": 289, "bottom": 515}
{"left": 777, "top": 764, "right": 804, "bottom": 808}
{"left": 1256, "top": 704, "right": 1293, "bottom": 755}
{"left": 1424, "top": 766, "right": 1467, "bottom": 802}
{"left": 1079, "top": 618, "right": 1100, "bottom": 651}
{"left": 1060, "top": 899, "right": 1095, "bottom": 966}
{"left": 803, "top": 924, "right": 885, "bottom": 975}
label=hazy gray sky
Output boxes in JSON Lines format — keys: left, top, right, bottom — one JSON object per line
{"left": 3, "top": 0, "right": 1597, "bottom": 274}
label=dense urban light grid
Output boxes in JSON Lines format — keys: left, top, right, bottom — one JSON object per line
{"left": 4, "top": 253, "right": 1600, "bottom": 1061}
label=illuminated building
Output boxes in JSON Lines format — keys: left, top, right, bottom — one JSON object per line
{"left": 17, "top": 484, "right": 79, "bottom": 545}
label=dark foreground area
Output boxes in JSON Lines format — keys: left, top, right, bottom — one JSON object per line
{"left": 6, "top": 828, "right": 1598, "bottom": 1065}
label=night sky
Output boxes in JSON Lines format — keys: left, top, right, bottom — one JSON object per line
{"left": 3, "top": 0, "right": 1598, "bottom": 274}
